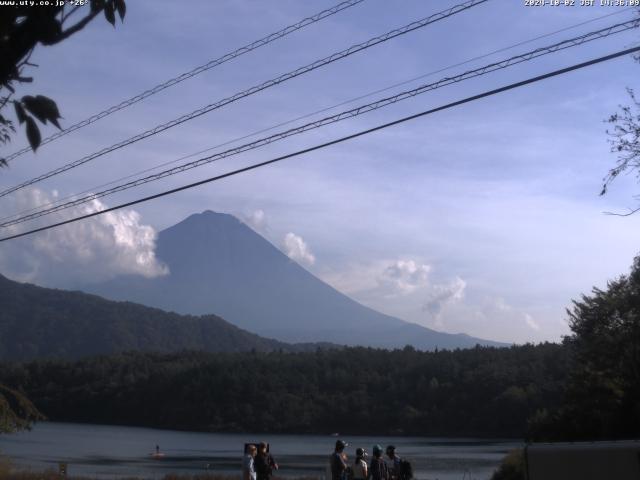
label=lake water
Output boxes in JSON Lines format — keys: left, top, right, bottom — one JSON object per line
{"left": 0, "top": 422, "right": 521, "bottom": 480}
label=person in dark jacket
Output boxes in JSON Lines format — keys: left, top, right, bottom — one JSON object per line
{"left": 254, "top": 442, "right": 278, "bottom": 480}
{"left": 330, "top": 439, "right": 349, "bottom": 480}
{"left": 368, "top": 445, "right": 389, "bottom": 480}
{"left": 384, "top": 445, "right": 401, "bottom": 480}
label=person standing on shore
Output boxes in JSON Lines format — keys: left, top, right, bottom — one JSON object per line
{"left": 368, "top": 445, "right": 389, "bottom": 480}
{"left": 255, "top": 442, "right": 278, "bottom": 480}
{"left": 353, "top": 448, "right": 368, "bottom": 480}
{"left": 384, "top": 445, "right": 400, "bottom": 480}
{"left": 330, "top": 440, "right": 349, "bottom": 480}
{"left": 243, "top": 444, "right": 257, "bottom": 480}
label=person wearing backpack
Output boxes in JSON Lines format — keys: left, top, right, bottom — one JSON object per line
{"left": 368, "top": 445, "right": 389, "bottom": 480}
{"left": 352, "top": 448, "right": 368, "bottom": 480}
{"left": 384, "top": 446, "right": 413, "bottom": 480}
{"left": 398, "top": 458, "right": 413, "bottom": 480}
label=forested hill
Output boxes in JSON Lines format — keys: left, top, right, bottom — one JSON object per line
{"left": 0, "top": 274, "right": 304, "bottom": 360}
{"left": 0, "top": 344, "right": 569, "bottom": 438}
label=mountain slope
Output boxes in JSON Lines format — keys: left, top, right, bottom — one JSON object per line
{"left": 0, "top": 274, "right": 299, "bottom": 361}
{"left": 88, "top": 210, "right": 505, "bottom": 349}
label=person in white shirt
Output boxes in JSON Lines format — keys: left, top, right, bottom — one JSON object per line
{"left": 353, "top": 447, "right": 368, "bottom": 480}
{"left": 243, "top": 444, "right": 257, "bottom": 480}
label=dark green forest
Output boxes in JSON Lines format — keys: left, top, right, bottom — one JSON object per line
{"left": 0, "top": 344, "right": 568, "bottom": 438}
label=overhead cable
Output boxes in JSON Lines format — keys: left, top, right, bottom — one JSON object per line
{"left": 0, "top": 0, "right": 488, "bottom": 199}
{"left": 2, "top": 44, "right": 638, "bottom": 243}
{"left": 2, "top": 0, "right": 367, "bottom": 163}
{"left": 2, "top": 18, "right": 637, "bottom": 228}
{"left": 2, "top": 7, "right": 633, "bottom": 225}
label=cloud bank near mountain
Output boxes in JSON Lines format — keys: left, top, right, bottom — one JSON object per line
{"left": 0, "top": 188, "right": 167, "bottom": 287}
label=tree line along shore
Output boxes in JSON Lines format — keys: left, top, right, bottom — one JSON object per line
{"left": 0, "top": 340, "right": 609, "bottom": 440}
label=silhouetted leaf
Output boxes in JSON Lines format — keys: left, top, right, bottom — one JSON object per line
{"left": 34, "top": 95, "right": 62, "bottom": 128}
{"left": 115, "top": 0, "right": 126, "bottom": 21}
{"left": 25, "top": 116, "right": 41, "bottom": 151}
{"left": 13, "top": 101, "right": 27, "bottom": 124}
{"left": 22, "top": 95, "right": 62, "bottom": 129}
{"left": 104, "top": 1, "right": 115, "bottom": 26}
{"left": 0, "top": 158, "right": 6, "bottom": 168}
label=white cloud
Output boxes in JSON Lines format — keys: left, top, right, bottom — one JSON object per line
{"left": 493, "top": 297, "right": 511, "bottom": 312}
{"left": 282, "top": 232, "right": 315, "bottom": 266}
{"left": 419, "top": 295, "right": 549, "bottom": 343}
{"left": 524, "top": 313, "right": 541, "bottom": 331}
{"left": 319, "top": 258, "right": 431, "bottom": 297}
{"left": 0, "top": 188, "right": 168, "bottom": 287}
{"left": 318, "top": 261, "right": 381, "bottom": 295}
{"left": 243, "top": 209, "right": 268, "bottom": 233}
{"left": 378, "top": 259, "right": 430, "bottom": 296}
{"left": 486, "top": 299, "right": 540, "bottom": 332}
{"left": 320, "top": 259, "right": 552, "bottom": 342}
{"left": 422, "top": 277, "right": 467, "bottom": 322}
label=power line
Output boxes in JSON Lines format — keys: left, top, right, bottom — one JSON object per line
{"left": 2, "top": 45, "right": 638, "bottom": 243}
{"left": 2, "top": 0, "right": 367, "bottom": 163}
{"left": 2, "top": 7, "right": 633, "bottom": 225}
{"left": 0, "top": 0, "right": 488, "bottom": 199}
{"left": 2, "top": 18, "right": 637, "bottom": 228}
{"left": 4, "top": 19, "right": 636, "bottom": 226}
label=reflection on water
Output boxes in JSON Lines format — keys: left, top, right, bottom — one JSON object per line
{"left": 0, "top": 422, "right": 521, "bottom": 480}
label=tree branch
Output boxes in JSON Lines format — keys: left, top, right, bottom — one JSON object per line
{"left": 603, "top": 206, "right": 640, "bottom": 217}
{"left": 57, "top": 8, "right": 102, "bottom": 43}
{"left": 0, "top": 93, "right": 14, "bottom": 111}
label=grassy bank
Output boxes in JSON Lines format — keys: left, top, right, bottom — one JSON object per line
{"left": 489, "top": 450, "right": 525, "bottom": 480}
{"left": 0, "top": 471, "right": 321, "bottom": 480}
{"left": 1, "top": 473, "right": 241, "bottom": 480}
{"left": 0, "top": 462, "right": 320, "bottom": 480}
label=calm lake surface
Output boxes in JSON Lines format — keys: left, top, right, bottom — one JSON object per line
{"left": 0, "top": 422, "right": 521, "bottom": 480}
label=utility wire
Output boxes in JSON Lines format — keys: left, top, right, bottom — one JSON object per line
{"left": 2, "top": 7, "right": 633, "bottom": 225}
{"left": 2, "top": 45, "right": 638, "bottom": 243}
{"left": 0, "top": 0, "right": 488, "bottom": 199}
{"left": 2, "top": 19, "right": 637, "bottom": 228}
{"left": 2, "top": 0, "right": 367, "bottom": 163}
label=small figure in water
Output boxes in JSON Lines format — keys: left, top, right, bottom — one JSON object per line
{"left": 156, "top": 445, "right": 160, "bottom": 455}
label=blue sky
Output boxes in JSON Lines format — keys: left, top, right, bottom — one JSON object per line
{"left": 1, "top": 0, "right": 640, "bottom": 343}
